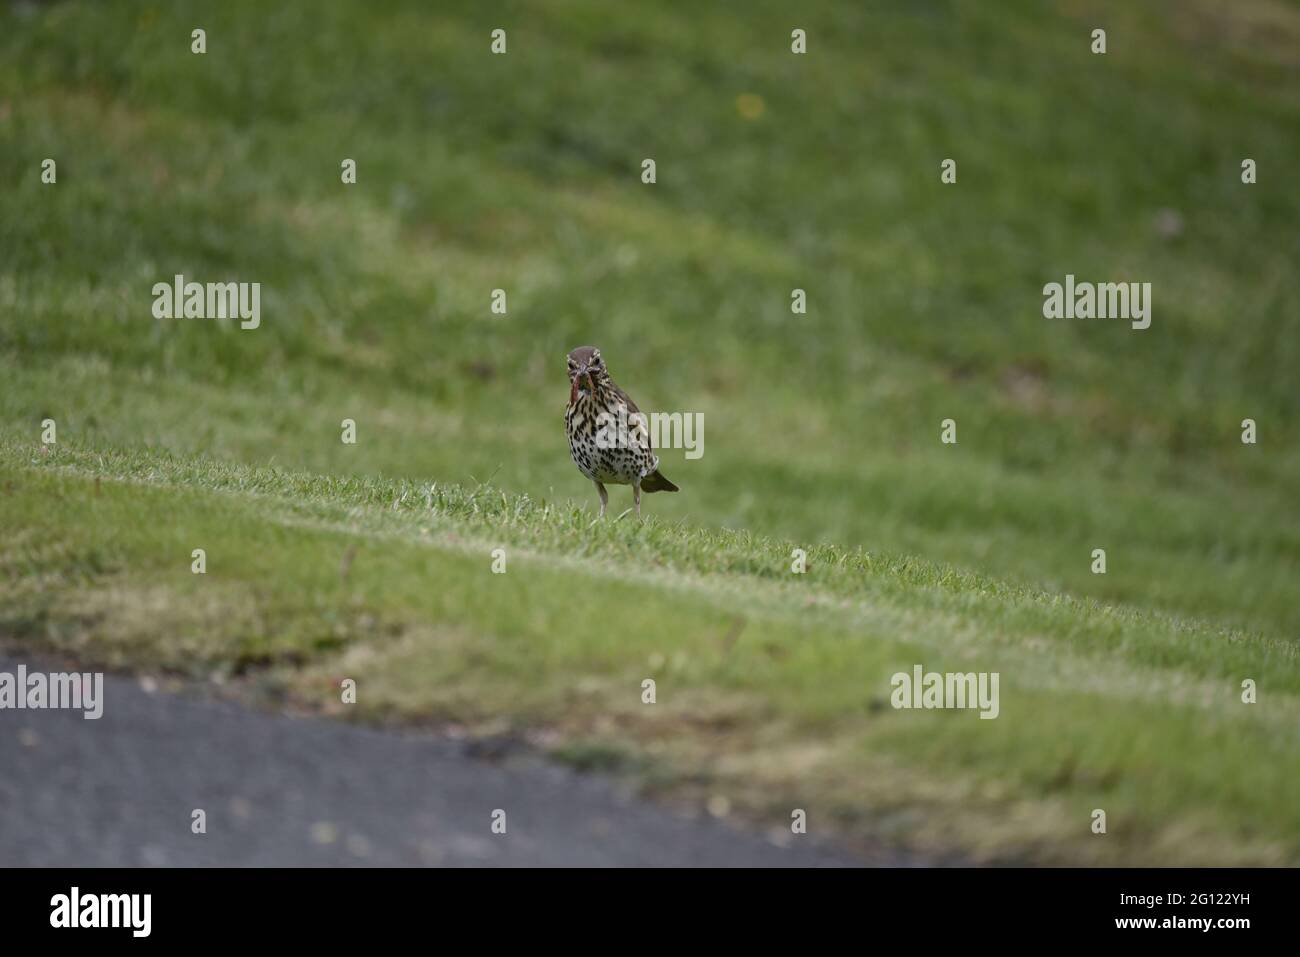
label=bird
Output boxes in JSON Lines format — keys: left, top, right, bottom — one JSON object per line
{"left": 565, "top": 345, "right": 678, "bottom": 517}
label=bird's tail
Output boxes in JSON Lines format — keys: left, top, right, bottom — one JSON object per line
{"left": 642, "top": 469, "right": 679, "bottom": 493}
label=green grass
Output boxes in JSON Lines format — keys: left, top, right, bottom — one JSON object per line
{"left": 3, "top": 442, "right": 1297, "bottom": 864}
{"left": 1, "top": 0, "right": 1298, "bottom": 863}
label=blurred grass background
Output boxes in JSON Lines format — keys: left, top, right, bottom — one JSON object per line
{"left": 1, "top": 0, "right": 1297, "bottom": 863}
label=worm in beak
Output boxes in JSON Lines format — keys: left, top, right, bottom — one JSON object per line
{"left": 570, "top": 368, "right": 594, "bottom": 404}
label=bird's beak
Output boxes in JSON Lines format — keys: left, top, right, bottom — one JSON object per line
{"left": 569, "top": 366, "right": 594, "bottom": 404}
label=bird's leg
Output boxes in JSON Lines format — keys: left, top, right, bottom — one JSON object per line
{"left": 633, "top": 480, "right": 641, "bottom": 518}
{"left": 594, "top": 481, "right": 608, "bottom": 517}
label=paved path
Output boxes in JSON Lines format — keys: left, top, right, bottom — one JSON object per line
{"left": 0, "top": 656, "right": 869, "bottom": 866}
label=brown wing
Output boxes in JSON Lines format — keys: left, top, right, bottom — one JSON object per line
{"left": 609, "top": 381, "right": 640, "bottom": 414}
{"left": 609, "top": 382, "right": 653, "bottom": 451}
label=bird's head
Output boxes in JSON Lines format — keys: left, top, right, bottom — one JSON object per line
{"left": 567, "top": 346, "right": 606, "bottom": 402}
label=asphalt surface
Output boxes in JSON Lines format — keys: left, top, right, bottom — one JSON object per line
{"left": 0, "top": 656, "right": 871, "bottom": 867}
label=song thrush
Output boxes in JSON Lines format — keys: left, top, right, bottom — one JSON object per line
{"left": 565, "top": 345, "right": 678, "bottom": 517}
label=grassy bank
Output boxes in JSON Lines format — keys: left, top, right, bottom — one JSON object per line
{"left": 1, "top": 0, "right": 1297, "bottom": 863}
